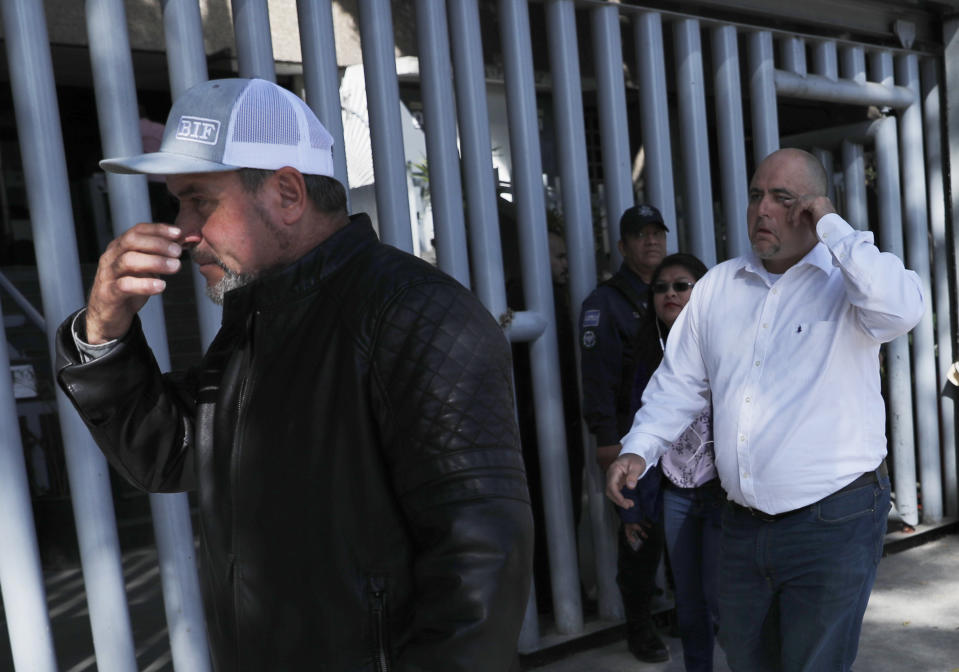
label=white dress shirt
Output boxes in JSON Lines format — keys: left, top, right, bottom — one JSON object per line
{"left": 620, "top": 213, "right": 924, "bottom": 514}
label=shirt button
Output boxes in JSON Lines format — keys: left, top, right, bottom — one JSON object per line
{"left": 743, "top": 472, "right": 750, "bottom": 478}
{"left": 772, "top": 288, "right": 779, "bottom": 295}
{"left": 762, "top": 323, "right": 769, "bottom": 329}
{"left": 745, "top": 396, "right": 751, "bottom": 403}
{"left": 739, "top": 434, "right": 746, "bottom": 442}
{"left": 755, "top": 361, "right": 761, "bottom": 367}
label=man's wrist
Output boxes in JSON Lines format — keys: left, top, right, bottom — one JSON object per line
{"left": 72, "top": 310, "right": 120, "bottom": 362}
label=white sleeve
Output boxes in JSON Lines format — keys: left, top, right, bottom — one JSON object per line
{"left": 817, "top": 213, "right": 924, "bottom": 343}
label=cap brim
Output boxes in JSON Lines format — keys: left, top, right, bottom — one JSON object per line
{"left": 100, "top": 151, "right": 238, "bottom": 176}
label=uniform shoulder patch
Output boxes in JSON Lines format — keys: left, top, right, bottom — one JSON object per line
{"left": 582, "top": 329, "right": 597, "bottom": 349}
{"left": 582, "top": 309, "right": 601, "bottom": 327}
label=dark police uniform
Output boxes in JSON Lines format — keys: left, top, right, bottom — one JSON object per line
{"left": 580, "top": 263, "right": 667, "bottom": 655}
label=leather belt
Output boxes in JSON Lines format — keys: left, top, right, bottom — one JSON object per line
{"left": 731, "top": 461, "right": 888, "bottom": 523}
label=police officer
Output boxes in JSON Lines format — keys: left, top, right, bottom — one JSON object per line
{"left": 580, "top": 204, "right": 669, "bottom": 662}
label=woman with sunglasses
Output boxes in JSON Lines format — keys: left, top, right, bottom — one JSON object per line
{"left": 624, "top": 252, "right": 724, "bottom": 672}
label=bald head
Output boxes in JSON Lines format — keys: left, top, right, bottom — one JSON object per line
{"left": 758, "top": 148, "right": 828, "bottom": 197}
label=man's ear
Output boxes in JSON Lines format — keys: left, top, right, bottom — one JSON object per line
{"left": 272, "top": 167, "right": 308, "bottom": 224}
{"left": 617, "top": 238, "right": 626, "bottom": 257}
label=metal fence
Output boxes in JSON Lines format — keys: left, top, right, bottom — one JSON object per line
{"left": 0, "top": 0, "right": 954, "bottom": 668}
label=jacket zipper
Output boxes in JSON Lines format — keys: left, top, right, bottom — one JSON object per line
{"left": 230, "top": 312, "right": 256, "bottom": 661}
{"left": 369, "top": 576, "right": 391, "bottom": 672}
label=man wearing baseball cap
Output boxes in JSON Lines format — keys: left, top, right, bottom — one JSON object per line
{"left": 579, "top": 203, "right": 670, "bottom": 662}
{"left": 56, "top": 78, "right": 532, "bottom": 670}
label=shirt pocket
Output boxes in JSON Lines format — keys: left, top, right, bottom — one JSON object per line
{"left": 792, "top": 320, "right": 834, "bottom": 337}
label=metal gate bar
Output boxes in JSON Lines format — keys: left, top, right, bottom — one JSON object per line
{"left": 499, "top": 0, "right": 582, "bottom": 636}
{"left": 632, "top": 12, "right": 679, "bottom": 254}
{"left": 711, "top": 24, "right": 750, "bottom": 259}
{"left": 0, "top": 308, "right": 57, "bottom": 672}
{"left": 546, "top": 0, "right": 621, "bottom": 624}
{"left": 0, "top": 0, "right": 139, "bottom": 668}
{"left": 414, "top": 0, "right": 470, "bottom": 286}
{"left": 921, "top": 56, "right": 958, "bottom": 517}
{"left": 232, "top": 0, "right": 276, "bottom": 81}
{"left": 297, "top": 0, "right": 352, "bottom": 196}
{"left": 357, "top": 0, "right": 414, "bottom": 252}
{"left": 590, "top": 4, "right": 630, "bottom": 270}
{"left": 85, "top": 1, "right": 211, "bottom": 669}
{"left": 673, "top": 18, "right": 717, "bottom": 267}
{"left": 896, "top": 52, "right": 942, "bottom": 523}
{"left": 448, "top": 0, "right": 508, "bottom": 318}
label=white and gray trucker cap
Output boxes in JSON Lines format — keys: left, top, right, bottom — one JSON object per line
{"left": 100, "top": 78, "right": 335, "bottom": 177}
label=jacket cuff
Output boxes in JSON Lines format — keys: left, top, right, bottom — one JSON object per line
{"left": 56, "top": 314, "right": 152, "bottom": 424}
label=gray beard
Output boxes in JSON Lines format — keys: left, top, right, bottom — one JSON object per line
{"left": 751, "top": 241, "right": 781, "bottom": 259}
{"left": 192, "top": 252, "right": 259, "bottom": 305}
{"left": 207, "top": 268, "right": 258, "bottom": 304}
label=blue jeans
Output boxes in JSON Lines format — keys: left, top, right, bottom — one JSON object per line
{"left": 717, "top": 475, "right": 890, "bottom": 672}
{"left": 663, "top": 480, "right": 724, "bottom": 672}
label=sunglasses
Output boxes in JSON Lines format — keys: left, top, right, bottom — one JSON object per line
{"left": 652, "top": 281, "right": 695, "bottom": 294}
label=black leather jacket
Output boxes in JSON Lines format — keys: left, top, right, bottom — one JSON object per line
{"left": 57, "top": 215, "right": 533, "bottom": 672}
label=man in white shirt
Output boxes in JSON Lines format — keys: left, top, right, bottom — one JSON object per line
{"left": 606, "top": 148, "right": 924, "bottom": 671}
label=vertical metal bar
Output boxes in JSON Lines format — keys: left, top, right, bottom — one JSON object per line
{"left": 806, "top": 38, "right": 837, "bottom": 204}
{"left": 946, "top": 17, "right": 959, "bottom": 519}
{"left": 711, "top": 23, "right": 750, "bottom": 260}
{"left": 840, "top": 140, "right": 867, "bottom": 230}
{"left": 673, "top": 18, "right": 717, "bottom": 267}
{"left": 231, "top": 0, "right": 276, "bottom": 81}
{"left": 840, "top": 46, "right": 867, "bottom": 231}
{"left": 633, "top": 12, "right": 678, "bottom": 253}
{"left": 547, "top": 0, "right": 620, "bottom": 623}
{"left": 896, "top": 52, "right": 942, "bottom": 523}
{"left": 0, "top": 301, "right": 57, "bottom": 672}
{"left": 447, "top": 0, "right": 507, "bottom": 317}
{"left": 921, "top": 56, "right": 958, "bottom": 517}
{"left": 161, "top": 0, "right": 208, "bottom": 98}
{"left": 297, "top": 0, "right": 351, "bottom": 193}
{"left": 546, "top": 0, "right": 597, "bottom": 326}
{"left": 86, "top": 1, "right": 170, "bottom": 372}
{"left": 748, "top": 31, "right": 779, "bottom": 165}
{"left": 810, "top": 148, "right": 836, "bottom": 202}
{"left": 499, "top": 0, "right": 582, "bottom": 636}
{"left": 356, "top": 0, "right": 414, "bottom": 253}
{"left": 86, "top": 2, "right": 213, "bottom": 668}
{"left": 947, "top": 19, "right": 959, "bottom": 361}
{"left": 590, "top": 4, "right": 631, "bottom": 270}
{"left": 871, "top": 51, "right": 919, "bottom": 526}
{"left": 841, "top": 45, "right": 867, "bottom": 84}
{"left": 160, "top": 0, "right": 221, "bottom": 351}
{"left": 780, "top": 36, "right": 806, "bottom": 75}
{"left": 0, "top": 0, "right": 139, "bottom": 668}
{"left": 812, "top": 40, "right": 839, "bottom": 80}
{"left": 414, "top": 0, "right": 470, "bottom": 286}
{"left": 947, "top": 18, "right": 959, "bottom": 516}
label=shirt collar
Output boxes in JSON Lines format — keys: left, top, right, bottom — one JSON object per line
{"left": 734, "top": 242, "right": 832, "bottom": 283}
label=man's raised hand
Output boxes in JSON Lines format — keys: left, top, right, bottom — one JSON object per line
{"left": 605, "top": 453, "right": 647, "bottom": 509}
{"left": 85, "top": 223, "right": 183, "bottom": 344}
{"left": 788, "top": 194, "right": 836, "bottom": 236}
